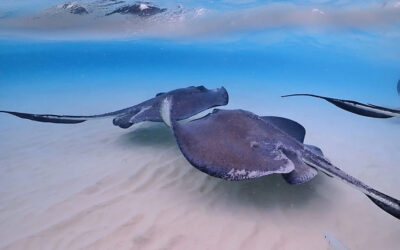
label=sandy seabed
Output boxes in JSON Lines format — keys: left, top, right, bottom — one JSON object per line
{"left": 1, "top": 112, "right": 400, "bottom": 250}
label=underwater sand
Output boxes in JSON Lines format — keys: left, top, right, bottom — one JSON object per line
{"left": 1, "top": 0, "right": 400, "bottom": 247}
{"left": 0, "top": 90, "right": 400, "bottom": 250}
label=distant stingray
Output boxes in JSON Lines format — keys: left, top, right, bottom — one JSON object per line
{"left": 282, "top": 80, "right": 400, "bottom": 118}
{"left": 398, "top": 79, "right": 400, "bottom": 97}
{"left": 0, "top": 86, "right": 229, "bottom": 129}
{"left": 161, "top": 97, "right": 400, "bottom": 220}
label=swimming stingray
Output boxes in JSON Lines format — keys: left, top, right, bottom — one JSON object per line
{"left": 282, "top": 80, "right": 400, "bottom": 118}
{"left": 160, "top": 97, "right": 400, "bottom": 220}
{"left": 398, "top": 79, "right": 400, "bottom": 97}
{"left": 0, "top": 86, "right": 229, "bottom": 128}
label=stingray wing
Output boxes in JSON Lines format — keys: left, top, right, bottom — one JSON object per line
{"left": 260, "top": 116, "right": 325, "bottom": 157}
{"left": 168, "top": 108, "right": 295, "bottom": 180}
{"left": 261, "top": 116, "right": 306, "bottom": 142}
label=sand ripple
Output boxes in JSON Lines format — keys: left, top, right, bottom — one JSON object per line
{"left": 1, "top": 121, "right": 400, "bottom": 249}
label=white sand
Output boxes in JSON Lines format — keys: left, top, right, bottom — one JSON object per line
{"left": 1, "top": 103, "right": 400, "bottom": 250}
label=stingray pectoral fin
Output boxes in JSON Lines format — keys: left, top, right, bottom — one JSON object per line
{"left": 261, "top": 116, "right": 306, "bottom": 142}
{"left": 304, "top": 157, "right": 400, "bottom": 220}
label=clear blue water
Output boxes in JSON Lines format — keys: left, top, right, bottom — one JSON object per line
{"left": 1, "top": 39, "right": 399, "bottom": 109}
{"left": 0, "top": 1, "right": 400, "bottom": 249}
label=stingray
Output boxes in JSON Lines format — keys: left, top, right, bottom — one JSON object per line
{"left": 0, "top": 86, "right": 229, "bottom": 129}
{"left": 160, "top": 97, "right": 400, "bottom": 220}
{"left": 398, "top": 79, "right": 400, "bottom": 97}
{"left": 282, "top": 80, "right": 400, "bottom": 119}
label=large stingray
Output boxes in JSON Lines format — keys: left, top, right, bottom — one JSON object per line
{"left": 282, "top": 80, "right": 400, "bottom": 119}
{"left": 160, "top": 97, "right": 400, "bottom": 220}
{"left": 0, "top": 86, "right": 228, "bottom": 128}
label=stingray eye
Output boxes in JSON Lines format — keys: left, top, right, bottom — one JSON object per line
{"left": 196, "top": 86, "right": 207, "bottom": 91}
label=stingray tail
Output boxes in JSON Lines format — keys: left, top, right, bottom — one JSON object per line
{"left": 303, "top": 157, "right": 400, "bottom": 220}
{"left": 281, "top": 93, "right": 330, "bottom": 99}
{"left": 0, "top": 108, "right": 128, "bottom": 124}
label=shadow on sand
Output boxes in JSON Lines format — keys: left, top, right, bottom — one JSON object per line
{"left": 116, "top": 122, "right": 336, "bottom": 213}
{"left": 116, "top": 122, "right": 175, "bottom": 148}
{"left": 209, "top": 173, "right": 335, "bottom": 212}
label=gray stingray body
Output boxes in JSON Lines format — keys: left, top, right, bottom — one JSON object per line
{"left": 282, "top": 80, "right": 400, "bottom": 119}
{"left": 398, "top": 79, "right": 400, "bottom": 97}
{"left": 163, "top": 104, "right": 320, "bottom": 184}
{"left": 282, "top": 94, "right": 400, "bottom": 119}
{"left": 0, "top": 86, "right": 229, "bottom": 129}
{"left": 161, "top": 97, "right": 400, "bottom": 220}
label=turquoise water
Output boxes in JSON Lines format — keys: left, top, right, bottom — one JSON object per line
{"left": 1, "top": 39, "right": 399, "bottom": 110}
{"left": 0, "top": 1, "right": 400, "bottom": 249}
